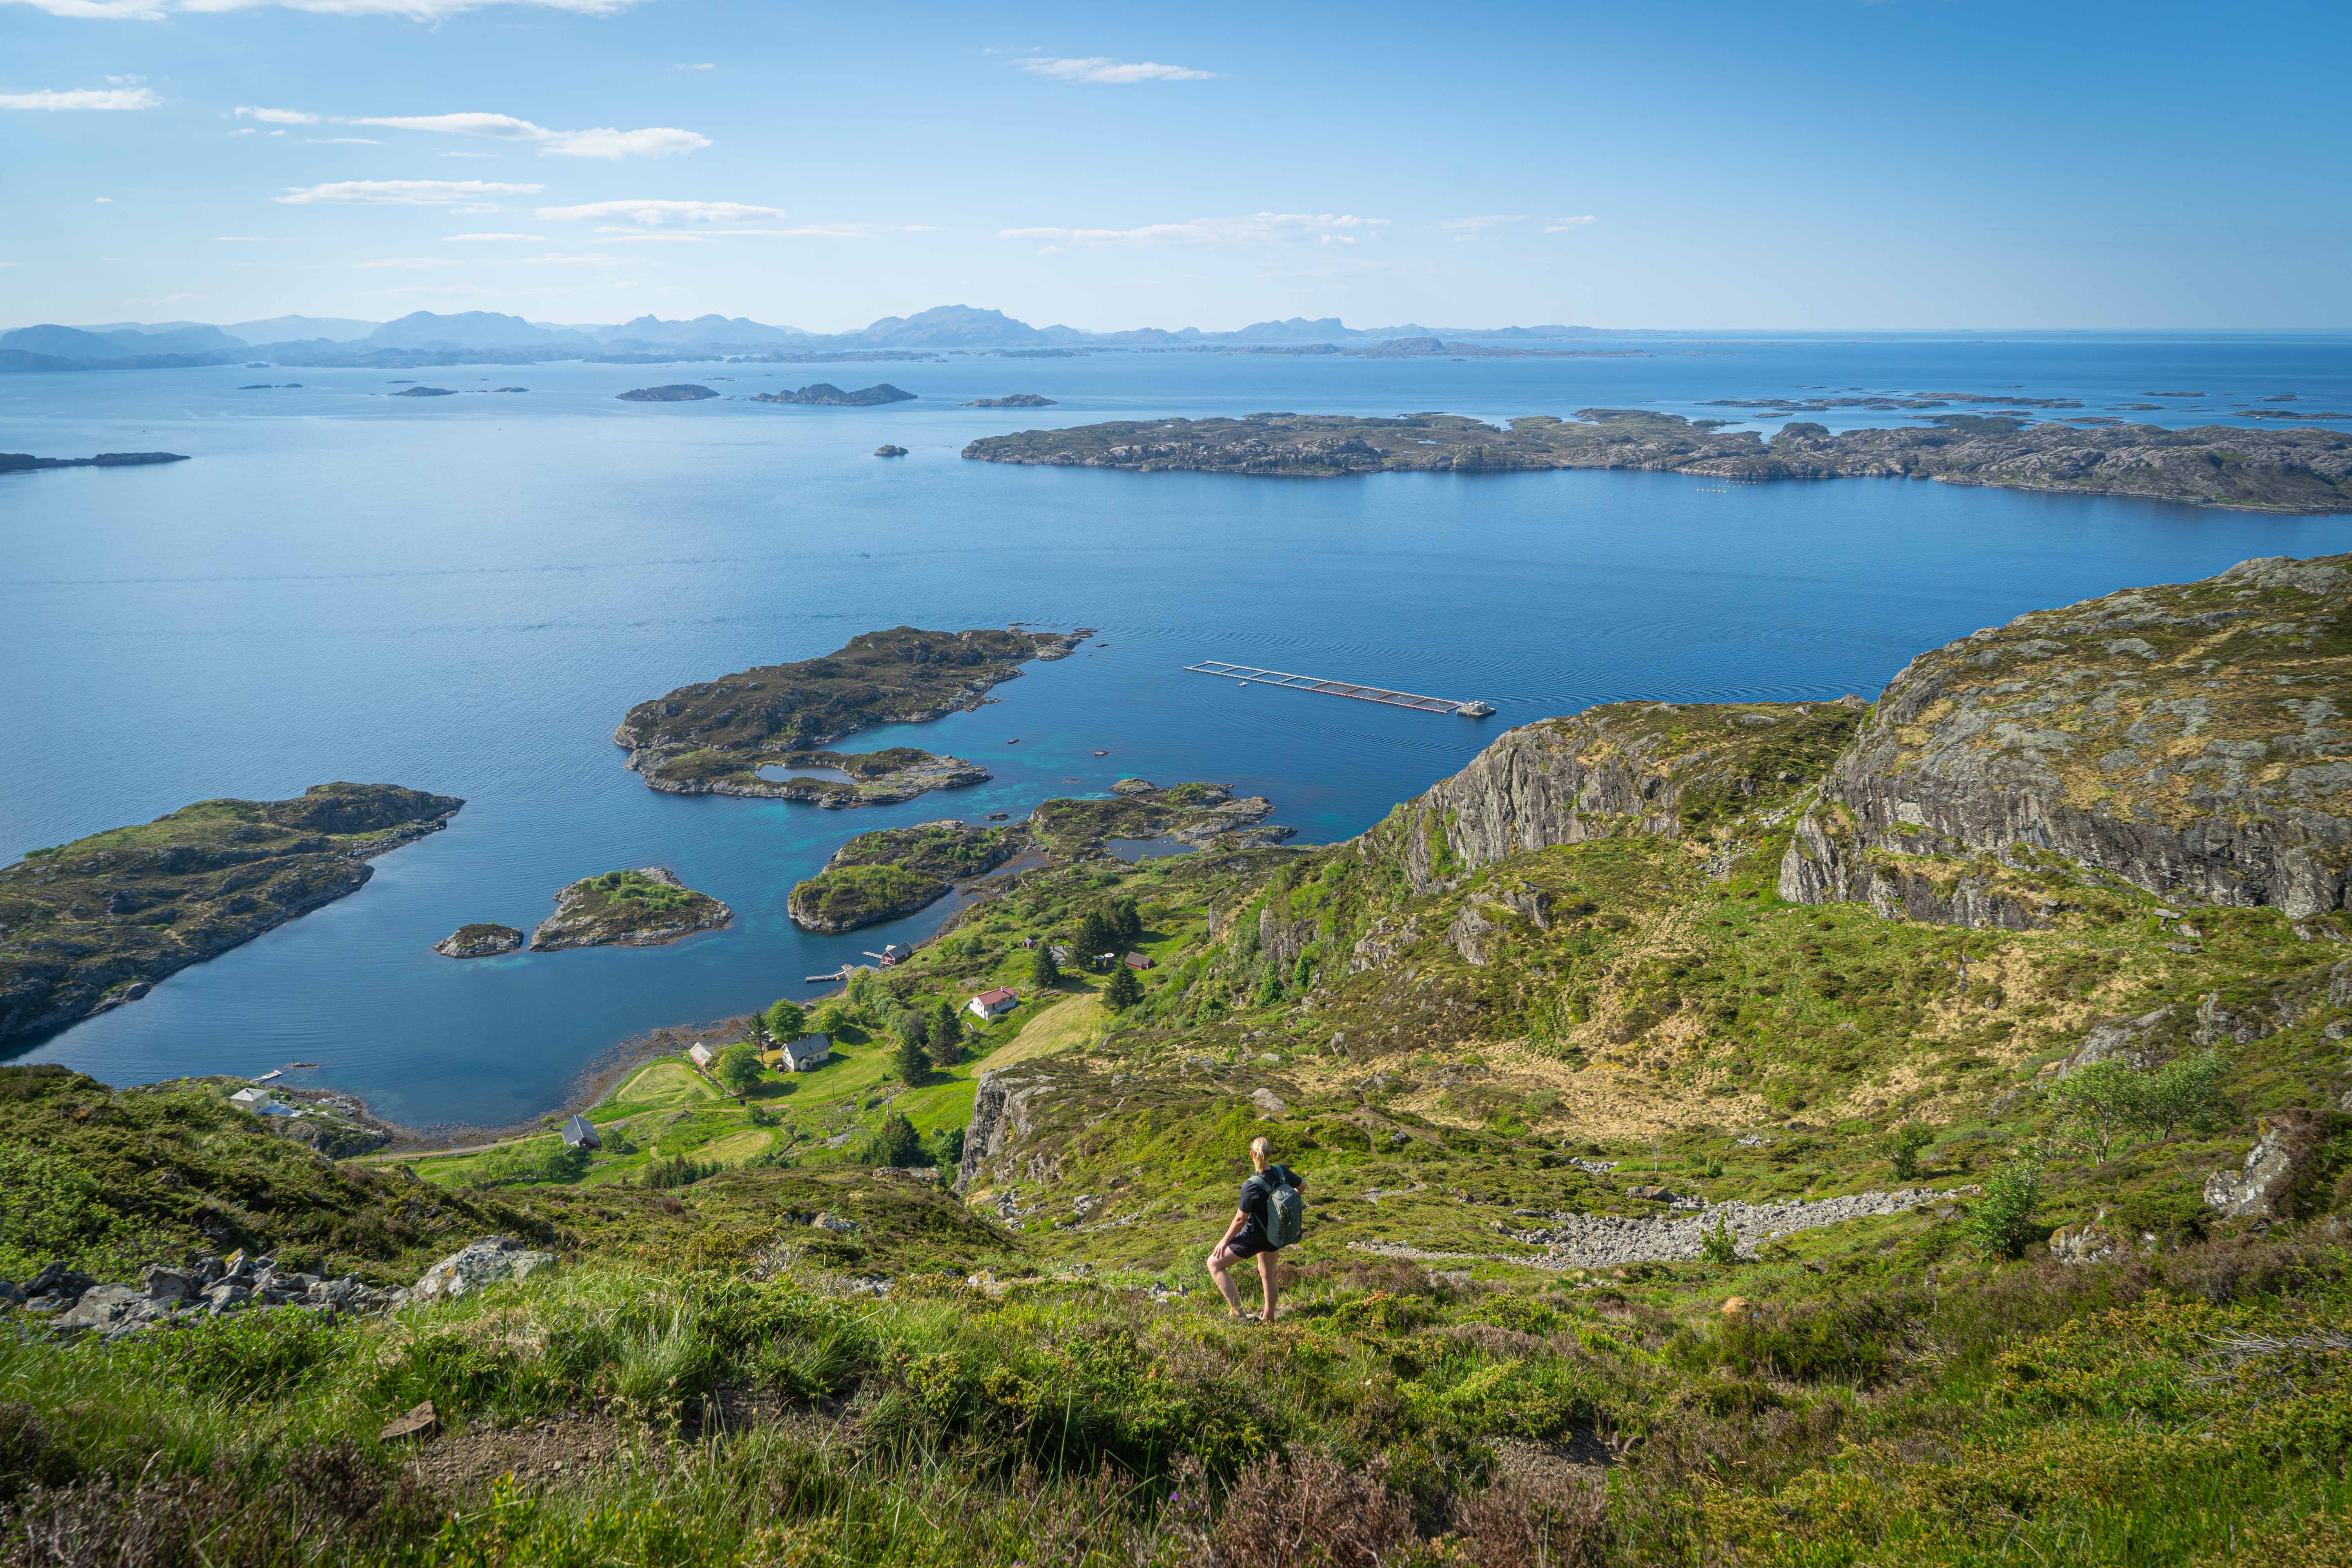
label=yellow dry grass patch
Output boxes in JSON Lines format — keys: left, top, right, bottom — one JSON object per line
{"left": 973, "top": 994, "right": 1109, "bottom": 1069}
{"left": 612, "top": 1060, "right": 715, "bottom": 1108}
{"left": 702, "top": 1129, "right": 773, "bottom": 1165}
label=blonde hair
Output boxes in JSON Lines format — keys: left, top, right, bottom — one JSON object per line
{"left": 1249, "top": 1136, "right": 1272, "bottom": 1171}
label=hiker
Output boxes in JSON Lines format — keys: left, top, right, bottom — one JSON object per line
{"left": 1207, "top": 1135, "right": 1305, "bottom": 1323}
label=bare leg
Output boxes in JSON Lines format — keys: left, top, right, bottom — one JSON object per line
{"left": 1206, "top": 1243, "right": 1247, "bottom": 1315}
{"left": 1255, "top": 1250, "right": 1279, "bottom": 1322}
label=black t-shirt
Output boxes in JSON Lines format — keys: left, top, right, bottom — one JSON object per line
{"left": 1240, "top": 1165, "right": 1300, "bottom": 1231}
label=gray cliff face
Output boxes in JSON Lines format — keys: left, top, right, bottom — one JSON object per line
{"left": 955, "top": 1064, "right": 1062, "bottom": 1193}
{"left": 1362, "top": 701, "right": 1860, "bottom": 897}
{"left": 1780, "top": 554, "right": 2352, "bottom": 925}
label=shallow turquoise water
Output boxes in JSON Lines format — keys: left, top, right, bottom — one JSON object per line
{"left": 3, "top": 335, "right": 2347, "bottom": 1125}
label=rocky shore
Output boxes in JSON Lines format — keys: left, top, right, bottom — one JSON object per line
{"left": 616, "top": 384, "right": 717, "bottom": 401}
{"left": 0, "top": 783, "right": 462, "bottom": 1044}
{"left": 788, "top": 819, "right": 1025, "bottom": 933}
{"left": 962, "top": 408, "right": 2352, "bottom": 514}
{"left": 529, "top": 867, "right": 731, "bottom": 951}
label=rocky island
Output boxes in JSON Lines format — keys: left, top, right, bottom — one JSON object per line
{"left": 0, "top": 451, "right": 190, "bottom": 475}
{"left": 615, "top": 626, "right": 1086, "bottom": 795}
{"left": 390, "top": 387, "right": 456, "bottom": 398}
{"left": 751, "top": 383, "right": 916, "bottom": 406}
{"left": 0, "top": 783, "right": 463, "bottom": 1043}
{"left": 789, "top": 781, "right": 1294, "bottom": 932}
{"left": 788, "top": 820, "right": 1026, "bottom": 932}
{"left": 874, "top": 445, "right": 908, "bottom": 457}
{"left": 964, "top": 408, "right": 2352, "bottom": 514}
{"left": 616, "top": 384, "right": 718, "bottom": 402}
{"left": 528, "top": 867, "right": 731, "bottom": 951}
{"left": 958, "top": 394, "right": 1057, "bottom": 408}
{"left": 432, "top": 923, "right": 526, "bottom": 958}
{"left": 637, "top": 744, "right": 989, "bottom": 806}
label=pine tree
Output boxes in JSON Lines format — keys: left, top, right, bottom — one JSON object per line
{"left": 1075, "top": 908, "right": 1118, "bottom": 967}
{"left": 894, "top": 1027, "right": 929, "bottom": 1084}
{"left": 1111, "top": 896, "right": 1143, "bottom": 950}
{"left": 929, "top": 998, "right": 964, "bottom": 1066}
{"left": 1103, "top": 961, "right": 1143, "bottom": 1011}
{"left": 1028, "top": 942, "right": 1061, "bottom": 990}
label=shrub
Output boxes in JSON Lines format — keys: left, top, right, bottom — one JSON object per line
{"left": 463, "top": 1137, "right": 588, "bottom": 1189}
{"left": 1878, "top": 1122, "right": 1936, "bottom": 1181}
{"left": 713, "top": 1043, "right": 764, "bottom": 1096}
{"left": 1699, "top": 1214, "right": 1740, "bottom": 1265}
{"left": 1974, "top": 1157, "right": 2045, "bottom": 1258}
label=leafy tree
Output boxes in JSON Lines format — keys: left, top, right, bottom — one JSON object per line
{"left": 928, "top": 1125, "right": 965, "bottom": 1169}
{"left": 1877, "top": 1123, "right": 1936, "bottom": 1182}
{"left": 713, "top": 1043, "right": 764, "bottom": 1097}
{"left": 2137, "top": 1050, "right": 2234, "bottom": 1142}
{"left": 1074, "top": 908, "right": 1118, "bottom": 966}
{"left": 763, "top": 998, "right": 808, "bottom": 1042}
{"left": 2048, "top": 1062, "right": 2143, "bottom": 1161}
{"left": 1103, "top": 962, "right": 1143, "bottom": 1011}
{"left": 810, "top": 1000, "right": 847, "bottom": 1036}
{"left": 872, "top": 1112, "right": 924, "bottom": 1168}
{"left": 1973, "top": 1157, "right": 2044, "bottom": 1258}
{"left": 1699, "top": 1214, "right": 1739, "bottom": 1266}
{"left": 1028, "top": 943, "right": 1062, "bottom": 990}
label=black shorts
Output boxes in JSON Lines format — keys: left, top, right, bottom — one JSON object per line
{"left": 1225, "top": 1225, "right": 1274, "bottom": 1259}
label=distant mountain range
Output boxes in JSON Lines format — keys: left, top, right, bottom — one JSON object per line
{"left": 0, "top": 303, "right": 1633, "bottom": 372}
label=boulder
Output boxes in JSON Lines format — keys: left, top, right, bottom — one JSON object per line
{"left": 410, "top": 1236, "right": 557, "bottom": 1302}
{"left": 379, "top": 1400, "right": 439, "bottom": 1443}
{"left": 56, "top": 1283, "right": 143, "bottom": 1332}
{"left": 141, "top": 1265, "right": 197, "bottom": 1301}
{"left": 2049, "top": 1218, "right": 2139, "bottom": 1266}
{"left": 808, "top": 1212, "right": 860, "bottom": 1234}
{"left": 2205, "top": 1126, "right": 2298, "bottom": 1218}
{"left": 1251, "top": 1087, "right": 1287, "bottom": 1119}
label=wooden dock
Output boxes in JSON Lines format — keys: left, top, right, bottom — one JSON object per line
{"left": 1183, "top": 661, "right": 1494, "bottom": 718}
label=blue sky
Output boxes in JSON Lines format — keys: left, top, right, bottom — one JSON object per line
{"left": 3, "top": 0, "right": 2347, "bottom": 331}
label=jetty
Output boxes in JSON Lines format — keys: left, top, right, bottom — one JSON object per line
{"left": 1184, "top": 661, "right": 1494, "bottom": 718}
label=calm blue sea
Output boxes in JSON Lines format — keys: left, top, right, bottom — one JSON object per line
{"left": 4, "top": 332, "right": 2348, "bottom": 1127}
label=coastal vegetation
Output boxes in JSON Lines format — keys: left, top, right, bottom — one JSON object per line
{"left": 613, "top": 626, "right": 1085, "bottom": 793}
{"left": 528, "top": 868, "right": 731, "bottom": 952}
{"left": 637, "top": 745, "right": 990, "bottom": 808}
{"left": 0, "top": 782, "right": 461, "bottom": 1044}
{"left": 750, "top": 383, "right": 916, "bottom": 406}
{"left": 4, "top": 555, "right": 2350, "bottom": 1563}
{"left": 788, "top": 820, "right": 1024, "bottom": 933}
{"left": 963, "top": 407, "right": 2352, "bottom": 513}
{"left": 614, "top": 385, "right": 718, "bottom": 402}
{"left": 0, "top": 451, "right": 189, "bottom": 474}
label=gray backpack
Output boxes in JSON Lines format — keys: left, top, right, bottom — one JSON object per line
{"left": 1262, "top": 1172, "right": 1304, "bottom": 1249}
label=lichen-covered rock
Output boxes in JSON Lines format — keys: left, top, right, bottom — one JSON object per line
{"left": 1364, "top": 701, "right": 1862, "bottom": 896}
{"left": 1782, "top": 554, "right": 2352, "bottom": 925}
{"left": 956, "top": 1065, "right": 1063, "bottom": 1193}
{"left": 2205, "top": 1126, "right": 2298, "bottom": 1217}
{"left": 410, "top": 1235, "right": 556, "bottom": 1302}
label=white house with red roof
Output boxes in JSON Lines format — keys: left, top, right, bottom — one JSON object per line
{"left": 967, "top": 986, "right": 1020, "bottom": 1021}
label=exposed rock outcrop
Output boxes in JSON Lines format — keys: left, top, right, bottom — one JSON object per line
{"left": 956, "top": 1065, "right": 1064, "bottom": 1193}
{"left": 434, "top": 923, "right": 525, "bottom": 958}
{"left": 1780, "top": 554, "right": 2352, "bottom": 925}
{"left": 411, "top": 1235, "right": 557, "bottom": 1301}
{"left": 1361, "top": 701, "right": 1862, "bottom": 896}
{"left": 530, "top": 867, "right": 731, "bottom": 951}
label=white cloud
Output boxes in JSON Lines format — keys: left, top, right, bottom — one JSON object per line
{"left": 275, "top": 178, "right": 543, "bottom": 205}
{"left": 507, "top": 251, "right": 628, "bottom": 265}
{"left": 92, "top": 196, "right": 112, "bottom": 202}
{"left": 539, "top": 197, "right": 784, "bottom": 227}
{"left": 1017, "top": 56, "right": 1214, "bottom": 83}
{"left": 345, "top": 111, "right": 708, "bottom": 159}
{"left": 674, "top": 61, "right": 712, "bottom": 69}
{"left": 443, "top": 230, "right": 544, "bottom": 240}
{"left": 353, "top": 256, "right": 466, "bottom": 269}
{"left": 10, "top": 0, "right": 638, "bottom": 19}
{"left": 309, "top": 136, "right": 380, "bottom": 144}
{"left": 594, "top": 230, "right": 718, "bottom": 243}
{"left": 0, "top": 85, "right": 162, "bottom": 109}
{"left": 450, "top": 202, "right": 503, "bottom": 214}
{"left": 998, "top": 212, "right": 1386, "bottom": 249}
{"left": 212, "top": 234, "right": 282, "bottom": 241}
{"left": 1440, "top": 214, "right": 1526, "bottom": 241}
{"left": 235, "top": 104, "right": 317, "bottom": 124}
{"left": 1543, "top": 215, "right": 1598, "bottom": 232}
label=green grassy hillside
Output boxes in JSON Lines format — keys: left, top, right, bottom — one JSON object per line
{"left": 5, "top": 558, "right": 2350, "bottom": 1566}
